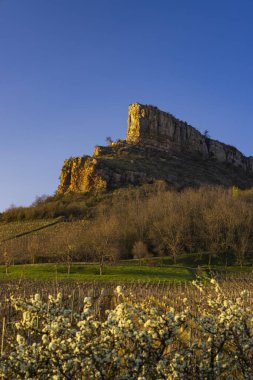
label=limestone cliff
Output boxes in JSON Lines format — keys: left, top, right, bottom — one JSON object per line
{"left": 58, "top": 156, "right": 108, "bottom": 194}
{"left": 57, "top": 103, "right": 253, "bottom": 194}
{"left": 127, "top": 103, "right": 253, "bottom": 172}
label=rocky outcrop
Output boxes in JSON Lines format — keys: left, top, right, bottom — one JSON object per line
{"left": 58, "top": 156, "right": 108, "bottom": 193}
{"left": 57, "top": 103, "right": 253, "bottom": 194}
{"left": 127, "top": 103, "right": 253, "bottom": 173}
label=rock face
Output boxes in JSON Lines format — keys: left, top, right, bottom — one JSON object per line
{"left": 127, "top": 103, "right": 253, "bottom": 172}
{"left": 57, "top": 103, "right": 253, "bottom": 194}
{"left": 58, "top": 156, "right": 108, "bottom": 194}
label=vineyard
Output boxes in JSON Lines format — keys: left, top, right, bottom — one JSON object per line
{"left": 0, "top": 219, "right": 88, "bottom": 265}
{"left": 1, "top": 186, "right": 253, "bottom": 269}
{"left": 0, "top": 275, "right": 253, "bottom": 379}
{"left": 0, "top": 186, "right": 253, "bottom": 378}
{"left": 0, "top": 219, "right": 61, "bottom": 242}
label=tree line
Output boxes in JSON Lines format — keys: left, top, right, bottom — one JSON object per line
{"left": 1, "top": 185, "right": 253, "bottom": 269}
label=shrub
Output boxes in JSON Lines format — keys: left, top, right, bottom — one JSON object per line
{"left": 1, "top": 279, "right": 253, "bottom": 379}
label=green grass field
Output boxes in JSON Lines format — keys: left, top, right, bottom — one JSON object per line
{"left": 0, "top": 263, "right": 194, "bottom": 282}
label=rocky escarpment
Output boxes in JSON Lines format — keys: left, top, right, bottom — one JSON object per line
{"left": 57, "top": 103, "right": 253, "bottom": 194}
{"left": 127, "top": 103, "right": 253, "bottom": 172}
{"left": 58, "top": 156, "right": 108, "bottom": 194}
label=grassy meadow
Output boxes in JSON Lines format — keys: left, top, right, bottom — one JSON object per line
{"left": 0, "top": 262, "right": 194, "bottom": 282}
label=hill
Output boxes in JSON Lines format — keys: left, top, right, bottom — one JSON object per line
{"left": 1, "top": 104, "right": 253, "bottom": 269}
{"left": 58, "top": 103, "right": 253, "bottom": 194}
{"left": 1, "top": 185, "right": 253, "bottom": 268}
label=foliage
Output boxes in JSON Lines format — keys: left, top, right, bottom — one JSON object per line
{"left": 1, "top": 279, "right": 253, "bottom": 379}
{"left": 132, "top": 241, "right": 149, "bottom": 260}
{"left": 1, "top": 185, "right": 253, "bottom": 266}
{"left": 0, "top": 192, "right": 100, "bottom": 221}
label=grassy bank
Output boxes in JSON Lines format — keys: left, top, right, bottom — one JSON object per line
{"left": 0, "top": 263, "right": 194, "bottom": 282}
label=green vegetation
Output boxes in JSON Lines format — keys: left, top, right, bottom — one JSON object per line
{"left": 0, "top": 191, "right": 109, "bottom": 221}
{"left": 0, "top": 263, "right": 193, "bottom": 282}
{"left": 0, "top": 253, "right": 252, "bottom": 282}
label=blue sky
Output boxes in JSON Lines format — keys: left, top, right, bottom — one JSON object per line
{"left": 0, "top": 0, "right": 252, "bottom": 211}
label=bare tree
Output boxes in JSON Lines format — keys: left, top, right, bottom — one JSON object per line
{"left": 132, "top": 241, "right": 150, "bottom": 265}
{"left": 151, "top": 195, "right": 187, "bottom": 263}
{"left": 85, "top": 215, "right": 120, "bottom": 275}
{"left": 27, "top": 235, "right": 40, "bottom": 264}
{"left": 50, "top": 222, "right": 87, "bottom": 275}
{"left": 231, "top": 201, "right": 253, "bottom": 266}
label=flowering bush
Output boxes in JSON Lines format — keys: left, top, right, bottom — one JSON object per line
{"left": 0, "top": 279, "right": 253, "bottom": 379}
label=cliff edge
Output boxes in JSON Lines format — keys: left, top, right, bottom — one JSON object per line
{"left": 57, "top": 103, "right": 253, "bottom": 194}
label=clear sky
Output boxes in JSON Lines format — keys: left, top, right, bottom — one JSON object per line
{"left": 0, "top": 0, "right": 252, "bottom": 211}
